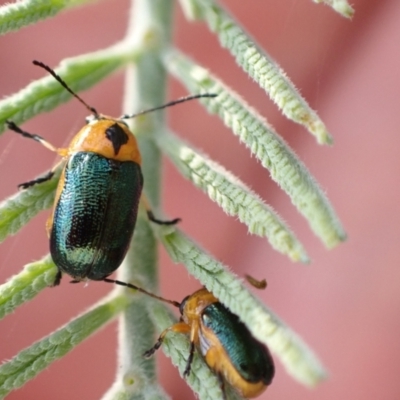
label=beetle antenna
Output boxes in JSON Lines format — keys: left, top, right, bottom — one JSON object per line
{"left": 102, "top": 278, "right": 181, "bottom": 308}
{"left": 32, "top": 60, "right": 100, "bottom": 118}
{"left": 119, "top": 93, "right": 217, "bottom": 120}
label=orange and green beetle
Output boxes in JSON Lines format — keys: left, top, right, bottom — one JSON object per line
{"left": 144, "top": 288, "right": 275, "bottom": 399}
{"left": 6, "top": 60, "right": 215, "bottom": 287}
{"left": 77, "top": 276, "right": 275, "bottom": 398}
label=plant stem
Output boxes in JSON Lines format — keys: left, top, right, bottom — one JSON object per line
{"left": 109, "top": 0, "right": 175, "bottom": 398}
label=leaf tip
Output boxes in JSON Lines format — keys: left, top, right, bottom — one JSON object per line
{"left": 308, "top": 118, "right": 333, "bottom": 145}
{"left": 334, "top": 3, "right": 355, "bottom": 19}
{"left": 325, "top": 229, "right": 348, "bottom": 249}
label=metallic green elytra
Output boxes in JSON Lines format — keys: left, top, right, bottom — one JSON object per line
{"left": 50, "top": 151, "right": 143, "bottom": 281}
{"left": 144, "top": 288, "right": 275, "bottom": 398}
{"left": 200, "top": 301, "right": 275, "bottom": 388}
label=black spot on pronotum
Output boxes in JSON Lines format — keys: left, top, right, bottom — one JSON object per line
{"left": 105, "top": 123, "right": 129, "bottom": 155}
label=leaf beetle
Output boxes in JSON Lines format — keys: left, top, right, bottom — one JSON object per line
{"left": 143, "top": 287, "right": 275, "bottom": 399}
{"left": 6, "top": 60, "right": 216, "bottom": 287}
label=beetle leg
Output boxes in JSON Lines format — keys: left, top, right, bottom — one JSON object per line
{"left": 141, "top": 195, "right": 181, "bottom": 225}
{"left": 143, "top": 322, "right": 190, "bottom": 358}
{"left": 147, "top": 210, "right": 181, "bottom": 225}
{"left": 183, "top": 340, "right": 196, "bottom": 377}
{"left": 51, "top": 270, "right": 62, "bottom": 287}
{"left": 217, "top": 374, "right": 227, "bottom": 400}
{"left": 6, "top": 121, "right": 68, "bottom": 188}
{"left": 183, "top": 321, "right": 200, "bottom": 377}
{"left": 18, "top": 158, "right": 64, "bottom": 189}
{"left": 6, "top": 121, "right": 59, "bottom": 152}
{"left": 217, "top": 373, "right": 227, "bottom": 400}
{"left": 143, "top": 333, "right": 165, "bottom": 358}
{"left": 18, "top": 170, "right": 55, "bottom": 189}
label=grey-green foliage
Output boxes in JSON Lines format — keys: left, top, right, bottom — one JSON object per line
{"left": 312, "top": 0, "right": 354, "bottom": 18}
{"left": 0, "top": 44, "right": 136, "bottom": 133}
{"left": 155, "top": 131, "right": 309, "bottom": 262}
{"left": 163, "top": 50, "right": 346, "bottom": 249}
{"left": 0, "top": 255, "right": 57, "bottom": 320}
{"left": 182, "top": 0, "right": 333, "bottom": 145}
{"left": 0, "top": 168, "right": 60, "bottom": 243}
{"left": 0, "top": 0, "right": 95, "bottom": 36}
{"left": 0, "top": 0, "right": 351, "bottom": 398}
{"left": 0, "top": 294, "right": 128, "bottom": 399}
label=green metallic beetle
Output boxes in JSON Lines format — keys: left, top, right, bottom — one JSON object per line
{"left": 6, "top": 60, "right": 214, "bottom": 287}
{"left": 144, "top": 288, "right": 275, "bottom": 399}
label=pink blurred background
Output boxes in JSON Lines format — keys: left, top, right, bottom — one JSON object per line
{"left": 0, "top": 0, "right": 399, "bottom": 399}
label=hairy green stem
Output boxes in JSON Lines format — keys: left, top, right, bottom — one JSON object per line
{"left": 105, "top": 0, "right": 175, "bottom": 398}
